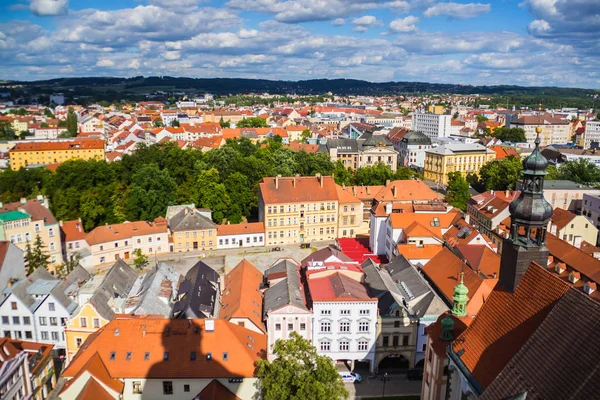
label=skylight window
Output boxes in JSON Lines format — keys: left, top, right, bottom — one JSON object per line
{"left": 126, "top": 352, "right": 132, "bottom": 360}
{"left": 110, "top": 352, "right": 116, "bottom": 360}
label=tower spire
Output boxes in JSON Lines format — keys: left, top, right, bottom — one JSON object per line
{"left": 451, "top": 272, "right": 469, "bottom": 317}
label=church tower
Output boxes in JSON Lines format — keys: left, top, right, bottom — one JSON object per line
{"left": 499, "top": 127, "right": 553, "bottom": 292}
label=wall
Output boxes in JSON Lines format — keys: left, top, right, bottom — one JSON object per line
{"left": 172, "top": 229, "right": 217, "bottom": 252}
{"left": 266, "top": 305, "right": 312, "bottom": 360}
{"left": 121, "top": 377, "right": 259, "bottom": 400}
{"left": 217, "top": 233, "right": 264, "bottom": 249}
{"left": 65, "top": 303, "right": 109, "bottom": 362}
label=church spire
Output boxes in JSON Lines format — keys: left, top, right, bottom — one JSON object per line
{"left": 500, "top": 127, "right": 552, "bottom": 292}
{"left": 451, "top": 272, "right": 469, "bottom": 317}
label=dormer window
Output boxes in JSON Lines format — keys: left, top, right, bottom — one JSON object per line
{"left": 584, "top": 282, "right": 596, "bottom": 295}
{"left": 569, "top": 272, "right": 580, "bottom": 284}
{"left": 555, "top": 263, "right": 565, "bottom": 274}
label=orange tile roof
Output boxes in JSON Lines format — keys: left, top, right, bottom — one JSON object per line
{"left": 452, "top": 263, "right": 570, "bottom": 389}
{"left": 550, "top": 207, "right": 577, "bottom": 231}
{"left": 61, "top": 219, "right": 86, "bottom": 242}
{"left": 0, "top": 338, "right": 53, "bottom": 374}
{"left": 490, "top": 145, "right": 519, "bottom": 160}
{"left": 374, "top": 180, "right": 441, "bottom": 202}
{"left": 288, "top": 142, "right": 319, "bottom": 153}
{"left": 426, "top": 312, "right": 470, "bottom": 357}
{"left": 397, "top": 244, "right": 443, "bottom": 260}
{"left": 456, "top": 244, "right": 500, "bottom": 279}
{"left": 219, "top": 260, "right": 265, "bottom": 333}
{"left": 307, "top": 272, "right": 376, "bottom": 302}
{"left": 389, "top": 210, "right": 459, "bottom": 233}
{"left": 86, "top": 220, "right": 167, "bottom": 246}
{"left": 221, "top": 128, "right": 241, "bottom": 139}
{"left": 75, "top": 377, "right": 116, "bottom": 400}
{"left": 340, "top": 185, "right": 385, "bottom": 200}
{"left": 335, "top": 185, "right": 362, "bottom": 204}
{"left": 62, "top": 318, "right": 266, "bottom": 380}
{"left": 10, "top": 138, "right": 104, "bottom": 152}
{"left": 259, "top": 176, "right": 339, "bottom": 204}
{"left": 404, "top": 221, "right": 442, "bottom": 239}
{"left": 197, "top": 379, "right": 241, "bottom": 400}
{"left": 217, "top": 222, "right": 264, "bottom": 236}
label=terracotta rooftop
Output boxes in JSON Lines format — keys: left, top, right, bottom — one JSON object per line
{"left": 455, "top": 244, "right": 500, "bottom": 279}
{"left": 374, "top": 180, "right": 441, "bottom": 202}
{"left": 259, "top": 175, "right": 339, "bottom": 204}
{"left": 307, "top": 272, "right": 376, "bottom": 302}
{"left": 85, "top": 219, "right": 167, "bottom": 246}
{"left": 61, "top": 219, "right": 87, "bottom": 242}
{"left": 549, "top": 207, "right": 577, "bottom": 231}
{"left": 1, "top": 198, "right": 57, "bottom": 224}
{"left": 0, "top": 337, "right": 53, "bottom": 375}
{"left": 196, "top": 379, "right": 241, "bottom": 400}
{"left": 10, "top": 138, "right": 104, "bottom": 152}
{"left": 216, "top": 222, "right": 265, "bottom": 237}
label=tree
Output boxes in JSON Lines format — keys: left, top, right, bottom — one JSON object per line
{"left": 445, "top": 172, "right": 470, "bottom": 211}
{"left": 132, "top": 248, "right": 149, "bottom": 270}
{"left": 66, "top": 107, "right": 78, "bottom": 136}
{"left": 171, "top": 119, "right": 180, "bottom": 127}
{"left": 256, "top": 332, "right": 349, "bottom": 400}
{"left": 469, "top": 156, "right": 522, "bottom": 192}
{"left": 300, "top": 129, "right": 312, "bottom": 142}
{"left": 44, "top": 108, "right": 55, "bottom": 118}
{"left": 153, "top": 118, "right": 164, "bottom": 128}
{"left": 195, "top": 168, "right": 230, "bottom": 223}
{"left": 56, "top": 252, "right": 82, "bottom": 278}
{"left": 24, "top": 235, "right": 51, "bottom": 274}
{"left": 126, "top": 163, "right": 177, "bottom": 221}
{"left": 237, "top": 117, "right": 268, "bottom": 128}
{"left": 40, "top": 122, "right": 49, "bottom": 128}
{"left": 492, "top": 127, "right": 526, "bottom": 142}
{"left": 219, "top": 117, "right": 230, "bottom": 128}
{"left": 332, "top": 160, "right": 353, "bottom": 186}
{"left": 556, "top": 158, "right": 600, "bottom": 186}
{"left": 475, "top": 114, "right": 488, "bottom": 123}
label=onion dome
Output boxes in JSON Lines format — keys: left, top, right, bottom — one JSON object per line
{"left": 522, "top": 127, "right": 549, "bottom": 175}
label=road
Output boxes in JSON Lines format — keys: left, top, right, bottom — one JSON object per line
{"left": 346, "top": 372, "right": 422, "bottom": 399}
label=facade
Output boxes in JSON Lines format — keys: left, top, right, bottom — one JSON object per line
{"left": 398, "top": 130, "right": 433, "bottom": 169}
{"left": 0, "top": 338, "right": 56, "bottom": 400}
{"left": 538, "top": 180, "right": 600, "bottom": 213}
{"left": 216, "top": 222, "right": 265, "bottom": 249}
{"left": 512, "top": 114, "right": 570, "bottom": 145}
{"left": 60, "top": 219, "right": 89, "bottom": 266}
{"left": 584, "top": 120, "right": 600, "bottom": 149}
{"left": 85, "top": 218, "right": 169, "bottom": 266}
{"left": 9, "top": 139, "right": 105, "bottom": 170}
{"left": 168, "top": 207, "right": 217, "bottom": 252}
{"left": 0, "top": 241, "right": 26, "bottom": 291}
{"left": 412, "top": 113, "right": 451, "bottom": 139}
{"left": 336, "top": 186, "right": 364, "bottom": 237}
{"left": 548, "top": 207, "right": 598, "bottom": 248}
{"left": 583, "top": 193, "right": 600, "bottom": 236}
{"left": 322, "top": 134, "right": 398, "bottom": 172}
{"left": 0, "top": 197, "right": 63, "bottom": 270}
{"left": 423, "top": 143, "right": 496, "bottom": 185}
{"left": 60, "top": 318, "right": 266, "bottom": 400}
{"left": 467, "top": 190, "right": 520, "bottom": 237}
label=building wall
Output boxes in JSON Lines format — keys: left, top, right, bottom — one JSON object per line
{"left": 119, "top": 377, "right": 259, "bottom": 400}
{"left": 0, "top": 352, "right": 30, "bottom": 400}
{"left": 338, "top": 201, "right": 363, "bottom": 238}
{"left": 375, "top": 312, "right": 417, "bottom": 372}
{"left": 266, "top": 306, "right": 312, "bottom": 360}
{"left": 584, "top": 120, "right": 600, "bottom": 149}
{"left": 312, "top": 300, "right": 378, "bottom": 373}
{"left": 412, "top": 113, "right": 451, "bottom": 139}
{"left": 424, "top": 151, "right": 496, "bottom": 185}
{"left": 550, "top": 215, "right": 598, "bottom": 248}
{"left": 582, "top": 194, "right": 600, "bottom": 242}
{"left": 9, "top": 147, "right": 105, "bottom": 170}
{"left": 359, "top": 147, "right": 398, "bottom": 171}
{"left": 399, "top": 143, "right": 433, "bottom": 169}
{"left": 217, "top": 233, "right": 264, "bottom": 249}
{"left": 89, "top": 231, "right": 169, "bottom": 266}
{"left": 421, "top": 335, "right": 448, "bottom": 400}
{"left": 65, "top": 303, "right": 109, "bottom": 362}
{"left": 544, "top": 187, "right": 600, "bottom": 213}
{"left": 0, "top": 295, "right": 35, "bottom": 341}
{"left": 514, "top": 123, "right": 570, "bottom": 146}
{"left": 172, "top": 228, "right": 217, "bottom": 252}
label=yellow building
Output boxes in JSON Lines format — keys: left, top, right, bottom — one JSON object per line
{"left": 427, "top": 105, "right": 445, "bottom": 115}
{"left": 168, "top": 207, "right": 218, "bottom": 251}
{"left": 9, "top": 138, "right": 105, "bottom": 170}
{"left": 423, "top": 143, "right": 496, "bottom": 185}
{"left": 0, "top": 197, "right": 63, "bottom": 271}
{"left": 258, "top": 174, "right": 363, "bottom": 245}
{"left": 64, "top": 303, "right": 110, "bottom": 362}
{"left": 12, "top": 118, "right": 29, "bottom": 133}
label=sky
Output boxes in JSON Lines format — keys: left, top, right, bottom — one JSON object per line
{"left": 1, "top": 0, "right": 599, "bottom": 88}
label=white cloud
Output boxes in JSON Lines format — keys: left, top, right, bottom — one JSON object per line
{"left": 128, "top": 59, "right": 141, "bottom": 69}
{"left": 95, "top": 58, "right": 115, "bottom": 67}
{"left": 353, "top": 15, "right": 380, "bottom": 27}
{"left": 528, "top": 19, "right": 551, "bottom": 34}
{"left": 424, "top": 3, "right": 491, "bottom": 19}
{"left": 332, "top": 18, "right": 345, "bottom": 26}
{"left": 30, "top": 0, "right": 68, "bottom": 16}
{"left": 389, "top": 16, "right": 419, "bottom": 32}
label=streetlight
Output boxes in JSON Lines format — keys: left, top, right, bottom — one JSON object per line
{"left": 381, "top": 372, "right": 390, "bottom": 399}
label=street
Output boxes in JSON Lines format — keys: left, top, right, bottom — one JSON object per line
{"left": 346, "top": 372, "right": 422, "bottom": 399}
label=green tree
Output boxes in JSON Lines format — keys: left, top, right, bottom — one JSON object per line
{"left": 475, "top": 114, "right": 488, "bottom": 123}
{"left": 13, "top": 108, "right": 28, "bottom": 116}
{"left": 224, "top": 172, "right": 254, "bottom": 219}
{"left": 171, "top": 119, "right": 180, "bottom": 127}
{"left": 153, "top": 118, "right": 164, "bottom": 128}
{"left": 126, "top": 163, "right": 177, "bottom": 221}
{"left": 556, "top": 158, "right": 600, "bottom": 186}
{"left": 132, "top": 248, "right": 149, "bottom": 270}
{"left": 195, "top": 168, "right": 230, "bottom": 223}
{"left": 56, "top": 252, "right": 82, "bottom": 278}
{"left": 492, "top": 127, "right": 526, "bottom": 142}
{"left": 40, "top": 122, "right": 49, "bottom": 128}
{"left": 66, "top": 107, "right": 78, "bottom": 136}
{"left": 237, "top": 117, "right": 268, "bottom": 128}
{"left": 44, "top": 108, "right": 55, "bottom": 118}
{"left": 300, "top": 129, "right": 312, "bottom": 142}
{"left": 332, "top": 160, "right": 353, "bottom": 186}
{"left": 24, "top": 235, "right": 51, "bottom": 274}
{"left": 256, "top": 332, "right": 349, "bottom": 400}
{"left": 469, "top": 156, "right": 523, "bottom": 191}
{"left": 58, "top": 119, "right": 68, "bottom": 127}
{"left": 445, "top": 172, "right": 470, "bottom": 211}
{"left": 219, "top": 117, "right": 230, "bottom": 128}
{"left": 546, "top": 164, "right": 560, "bottom": 180}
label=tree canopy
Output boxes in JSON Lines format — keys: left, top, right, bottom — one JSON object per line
{"left": 66, "top": 107, "right": 78, "bottom": 137}
{"left": 445, "top": 172, "right": 471, "bottom": 211}
{"left": 467, "top": 156, "right": 523, "bottom": 192}
{"left": 255, "top": 332, "right": 349, "bottom": 400}
{"left": 25, "top": 235, "right": 51, "bottom": 274}
{"left": 553, "top": 158, "right": 600, "bottom": 186}
{"left": 237, "top": 117, "right": 268, "bottom": 128}
{"left": 492, "top": 127, "right": 527, "bottom": 142}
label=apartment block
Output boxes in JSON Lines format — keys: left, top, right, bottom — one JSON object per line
{"left": 423, "top": 143, "right": 496, "bottom": 185}
{"left": 412, "top": 112, "right": 451, "bottom": 139}
{"left": 9, "top": 139, "right": 105, "bottom": 170}
{"left": 511, "top": 115, "right": 569, "bottom": 145}
{"left": 167, "top": 206, "right": 217, "bottom": 252}
{"left": 584, "top": 120, "right": 600, "bottom": 149}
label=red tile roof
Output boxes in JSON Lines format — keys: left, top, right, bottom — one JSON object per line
{"left": 86, "top": 220, "right": 167, "bottom": 246}
{"left": 216, "top": 222, "right": 264, "bottom": 236}
{"left": 75, "top": 377, "right": 116, "bottom": 400}
{"left": 197, "top": 380, "right": 241, "bottom": 400}
{"left": 260, "top": 176, "right": 339, "bottom": 204}
{"left": 61, "top": 219, "right": 86, "bottom": 242}
{"left": 10, "top": 138, "right": 104, "bottom": 152}
{"left": 455, "top": 244, "right": 500, "bottom": 279}
{"left": 549, "top": 207, "right": 576, "bottom": 231}
{"left": 307, "top": 272, "right": 375, "bottom": 302}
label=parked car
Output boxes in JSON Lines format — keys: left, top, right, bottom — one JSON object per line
{"left": 406, "top": 368, "right": 423, "bottom": 380}
{"left": 340, "top": 372, "right": 362, "bottom": 383}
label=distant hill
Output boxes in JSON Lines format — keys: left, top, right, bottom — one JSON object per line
{"left": 6, "top": 76, "right": 599, "bottom": 98}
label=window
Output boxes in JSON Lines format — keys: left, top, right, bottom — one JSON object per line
{"left": 190, "top": 351, "right": 196, "bottom": 360}
{"left": 300, "top": 323, "right": 306, "bottom": 330}
{"left": 403, "top": 335, "right": 409, "bottom": 346}
{"left": 320, "top": 321, "right": 331, "bottom": 332}
{"left": 100, "top": 256, "right": 105, "bottom": 263}
{"left": 394, "top": 321, "right": 400, "bottom": 328}
{"left": 321, "top": 310, "right": 331, "bottom": 316}
{"left": 110, "top": 352, "right": 116, "bottom": 360}
{"left": 11, "top": 302, "right": 17, "bottom": 310}
{"left": 358, "top": 321, "right": 369, "bottom": 332}
{"left": 80, "top": 317, "right": 87, "bottom": 328}
{"left": 93, "top": 318, "right": 100, "bottom": 328}
{"left": 320, "top": 341, "right": 330, "bottom": 351}
{"left": 393, "top": 336, "right": 399, "bottom": 347}
{"left": 287, "top": 323, "right": 293, "bottom": 330}
{"left": 51, "top": 332, "right": 59, "bottom": 342}
{"left": 359, "top": 309, "right": 370, "bottom": 316}
{"left": 340, "top": 310, "right": 350, "bottom": 315}
{"left": 126, "top": 352, "right": 132, "bottom": 360}
{"left": 339, "top": 341, "right": 350, "bottom": 351}
{"left": 223, "top": 352, "right": 228, "bottom": 361}
{"left": 23, "top": 317, "right": 30, "bottom": 325}
{"left": 163, "top": 381, "right": 173, "bottom": 395}
{"left": 358, "top": 341, "right": 368, "bottom": 351}
{"left": 50, "top": 317, "right": 57, "bottom": 326}
{"left": 1, "top": 316, "right": 8, "bottom": 324}
{"left": 184, "top": 384, "right": 190, "bottom": 392}
{"left": 25, "top": 331, "right": 32, "bottom": 339}
{"left": 76, "top": 338, "right": 83, "bottom": 347}
{"left": 275, "top": 323, "right": 281, "bottom": 331}
{"left": 144, "top": 352, "right": 150, "bottom": 361}
{"left": 163, "top": 352, "right": 169, "bottom": 361}
{"left": 48, "top": 302, "right": 55, "bottom": 311}
{"left": 12, "top": 316, "right": 19, "bottom": 325}
{"left": 39, "top": 317, "right": 47, "bottom": 326}
{"left": 339, "top": 322, "right": 350, "bottom": 332}
{"left": 49, "top": 228, "right": 54, "bottom": 237}
{"left": 133, "top": 381, "right": 142, "bottom": 394}
{"left": 41, "top": 331, "right": 49, "bottom": 340}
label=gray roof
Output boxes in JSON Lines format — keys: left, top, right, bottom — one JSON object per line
{"left": 402, "top": 131, "right": 432, "bottom": 145}
{"left": 362, "top": 259, "right": 405, "bottom": 316}
{"left": 301, "top": 245, "right": 353, "bottom": 267}
{"left": 123, "top": 262, "right": 181, "bottom": 317}
{"left": 168, "top": 207, "right": 216, "bottom": 232}
{"left": 326, "top": 138, "right": 359, "bottom": 153}
{"left": 88, "top": 259, "right": 138, "bottom": 320}
{"left": 65, "top": 265, "right": 91, "bottom": 286}
{"left": 426, "top": 143, "right": 494, "bottom": 156}
{"left": 264, "top": 258, "right": 299, "bottom": 280}
{"left": 543, "top": 180, "right": 599, "bottom": 190}
{"left": 263, "top": 262, "right": 307, "bottom": 319}
{"left": 172, "top": 261, "right": 220, "bottom": 319}
{"left": 166, "top": 204, "right": 196, "bottom": 220}
{"left": 358, "top": 132, "right": 394, "bottom": 149}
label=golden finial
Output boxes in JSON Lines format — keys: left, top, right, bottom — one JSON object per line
{"left": 535, "top": 126, "right": 542, "bottom": 134}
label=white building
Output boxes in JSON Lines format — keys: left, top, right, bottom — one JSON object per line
{"left": 307, "top": 269, "right": 378, "bottom": 372}
{"left": 412, "top": 112, "right": 451, "bottom": 139}
{"left": 583, "top": 193, "right": 600, "bottom": 234}
{"left": 216, "top": 222, "right": 265, "bottom": 249}
{"left": 398, "top": 130, "right": 434, "bottom": 169}
{"left": 584, "top": 120, "right": 600, "bottom": 149}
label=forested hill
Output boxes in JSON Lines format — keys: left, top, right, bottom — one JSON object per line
{"left": 4, "top": 76, "right": 598, "bottom": 97}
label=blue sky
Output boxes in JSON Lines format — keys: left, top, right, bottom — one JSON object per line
{"left": 1, "top": 0, "right": 599, "bottom": 88}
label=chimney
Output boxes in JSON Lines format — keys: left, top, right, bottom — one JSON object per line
{"left": 275, "top": 175, "right": 281, "bottom": 189}
{"left": 385, "top": 179, "right": 391, "bottom": 187}
{"left": 505, "top": 190, "right": 509, "bottom": 198}
{"left": 142, "top": 324, "right": 146, "bottom": 338}
{"left": 385, "top": 202, "right": 392, "bottom": 215}
{"left": 0, "top": 202, "right": 3, "bottom": 209}
{"left": 352, "top": 186, "right": 356, "bottom": 196}
{"left": 293, "top": 177, "right": 296, "bottom": 188}
{"left": 59, "top": 220, "right": 63, "bottom": 227}
{"left": 20, "top": 197, "right": 26, "bottom": 205}
{"left": 490, "top": 190, "right": 494, "bottom": 195}
{"left": 365, "top": 186, "right": 370, "bottom": 195}
{"left": 392, "top": 186, "right": 397, "bottom": 199}
{"left": 205, "top": 319, "right": 215, "bottom": 332}
{"left": 315, "top": 173, "right": 322, "bottom": 188}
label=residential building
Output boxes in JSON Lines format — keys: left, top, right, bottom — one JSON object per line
{"left": 262, "top": 259, "right": 311, "bottom": 361}
{"left": 59, "top": 219, "right": 90, "bottom": 267}
{"left": 219, "top": 260, "right": 265, "bottom": 334}
{"left": 340, "top": 184, "right": 384, "bottom": 232}
{"left": 584, "top": 120, "right": 600, "bottom": 149}
{"left": 537, "top": 180, "right": 600, "bottom": 213}
{"left": 412, "top": 113, "right": 451, "bottom": 139}
{"left": 78, "top": 116, "right": 104, "bottom": 134}
{"left": 122, "top": 262, "right": 181, "bottom": 317}
{"left": 168, "top": 207, "right": 217, "bottom": 252}
{"left": 511, "top": 114, "right": 570, "bottom": 145}
{"left": 321, "top": 134, "right": 398, "bottom": 172}
{"left": 0, "top": 241, "right": 25, "bottom": 291}
{"left": 85, "top": 218, "right": 169, "bottom": 266}
{"left": 336, "top": 186, "right": 364, "bottom": 237}
{"left": 172, "top": 261, "right": 220, "bottom": 319}
{"left": 0, "top": 267, "right": 90, "bottom": 353}
{"left": 423, "top": 143, "right": 496, "bottom": 185}
{"left": 9, "top": 139, "right": 105, "bottom": 170}
{"left": 0, "top": 338, "right": 56, "bottom": 400}
{"left": 548, "top": 207, "right": 598, "bottom": 248}
{"left": 583, "top": 193, "right": 600, "bottom": 236}
{"left": 0, "top": 197, "right": 63, "bottom": 270}
{"left": 65, "top": 259, "right": 137, "bottom": 362}
{"left": 398, "top": 130, "right": 433, "bottom": 169}
{"left": 466, "top": 190, "right": 520, "bottom": 238}
{"left": 216, "top": 222, "right": 265, "bottom": 249}
{"left": 306, "top": 267, "right": 378, "bottom": 372}
{"left": 59, "top": 317, "right": 266, "bottom": 400}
